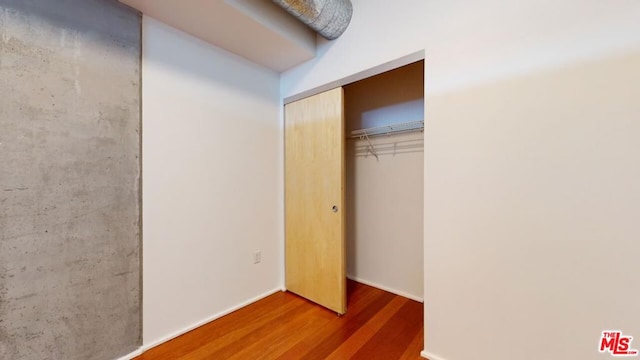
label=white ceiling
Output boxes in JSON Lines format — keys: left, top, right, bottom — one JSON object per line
{"left": 119, "top": 0, "right": 317, "bottom": 72}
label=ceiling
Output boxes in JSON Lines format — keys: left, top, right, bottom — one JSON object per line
{"left": 119, "top": 0, "right": 317, "bottom": 72}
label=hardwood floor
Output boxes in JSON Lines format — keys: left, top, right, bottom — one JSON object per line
{"left": 135, "top": 281, "right": 424, "bottom": 359}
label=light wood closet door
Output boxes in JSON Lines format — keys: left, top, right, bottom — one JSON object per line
{"left": 285, "top": 87, "right": 346, "bottom": 314}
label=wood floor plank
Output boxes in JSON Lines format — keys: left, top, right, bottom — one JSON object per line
{"left": 399, "top": 326, "right": 425, "bottom": 360}
{"left": 227, "top": 300, "right": 334, "bottom": 359}
{"left": 325, "top": 296, "right": 408, "bottom": 359}
{"left": 134, "top": 281, "right": 424, "bottom": 360}
{"left": 273, "top": 281, "right": 378, "bottom": 360}
{"left": 137, "top": 291, "right": 297, "bottom": 359}
{"left": 351, "top": 299, "right": 423, "bottom": 360}
{"left": 176, "top": 295, "right": 312, "bottom": 359}
{"left": 277, "top": 283, "right": 390, "bottom": 360}
{"left": 298, "top": 289, "right": 396, "bottom": 360}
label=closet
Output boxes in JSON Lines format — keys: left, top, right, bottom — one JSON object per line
{"left": 285, "top": 60, "right": 424, "bottom": 313}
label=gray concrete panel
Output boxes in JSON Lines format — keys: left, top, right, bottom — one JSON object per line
{"left": 0, "top": 1, "right": 141, "bottom": 359}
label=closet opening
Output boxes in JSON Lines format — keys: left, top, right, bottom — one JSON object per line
{"left": 344, "top": 60, "right": 425, "bottom": 304}
{"left": 283, "top": 55, "right": 425, "bottom": 322}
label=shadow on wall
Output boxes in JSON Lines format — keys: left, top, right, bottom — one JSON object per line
{"left": 344, "top": 61, "right": 424, "bottom": 132}
{"left": 142, "top": 17, "right": 278, "bottom": 103}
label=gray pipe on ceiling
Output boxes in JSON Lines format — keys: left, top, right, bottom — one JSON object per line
{"left": 272, "top": 0, "right": 353, "bottom": 40}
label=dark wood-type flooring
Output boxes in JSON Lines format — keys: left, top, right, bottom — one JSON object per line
{"left": 135, "top": 281, "right": 424, "bottom": 359}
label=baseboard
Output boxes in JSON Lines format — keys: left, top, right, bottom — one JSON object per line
{"left": 421, "top": 350, "right": 447, "bottom": 360}
{"left": 347, "top": 275, "right": 423, "bottom": 303}
{"left": 140, "top": 287, "right": 283, "bottom": 353}
{"left": 115, "top": 348, "right": 143, "bottom": 360}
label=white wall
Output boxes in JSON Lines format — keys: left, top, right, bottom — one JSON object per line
{"left": 282, "top": 1, "right": 640, "bottom": 359}
{"left": 425, "top": 49, "right": 640, "bottom": 360}
{"left": 344, "top": 63, "right": 424, "bottom": 301}
{"left": 142, "top": 16, "right": 282, "bottom": 348}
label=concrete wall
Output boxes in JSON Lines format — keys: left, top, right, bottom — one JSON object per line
{"left": 281, "top": 1, "right": 640, "bottom": 359}
{"left": 142, "top": 16, "right": 282, "bottom": 348}
{"left": 344, "top": 62, "right": 424, "bottom": 301}
{"left": 0, "top": 1, "right": 141, "bottom": 359}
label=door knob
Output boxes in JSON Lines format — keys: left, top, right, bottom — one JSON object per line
{"left": 332, "top": 205, "right": 338, "bottom": 213}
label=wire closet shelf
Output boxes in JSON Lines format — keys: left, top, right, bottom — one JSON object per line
{"left": 348, "top": 120, "right": 424, "bottom": 160}
{"left": 348, "top": 120, "right": 424, "bottom": 139}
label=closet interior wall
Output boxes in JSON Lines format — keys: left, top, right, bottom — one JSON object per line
{"left": 344, "top": 61, "right": 425, "bottom": 301}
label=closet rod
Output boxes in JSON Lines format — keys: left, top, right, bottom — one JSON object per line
{"left": 349, "top": 120, "right": 424, "bottom": 139}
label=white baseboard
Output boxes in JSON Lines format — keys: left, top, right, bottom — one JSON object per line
{"left": 421, "top": 350, "right": 447, "bottom": 360}
{"left": 139, "top": 287, "right": 283, "bottom": 354}
{"left": 347, "top": 275, "right": 423, "bottom": 303}
{"left": 115, "top": 348, "right": 143, "bottom": 360}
